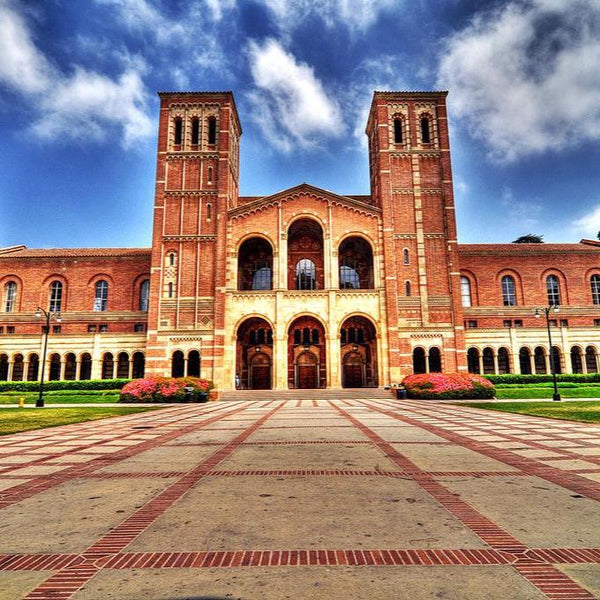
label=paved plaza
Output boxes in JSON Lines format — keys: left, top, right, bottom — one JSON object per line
{"left": 1, "top": 399, "right": 600, "bottom": 599}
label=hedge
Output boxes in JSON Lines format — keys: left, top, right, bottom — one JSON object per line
{"left": 402, "top": 373, "right": 495, "bottom": 400}
{"left": 483, "top": 373, "right": 600, "bottom": 385}
{"left": 0, "top": 379, "right": 130, "bottom": 392}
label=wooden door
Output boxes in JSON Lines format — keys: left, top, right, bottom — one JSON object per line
{"left": 343, "top": 364, "right": 363, "bottom": 388}
{"left": 297, "top": 351, "right": 318, "bottom": 389}
{"left": 251, "top": 366, "right": 271, "bottom": 389}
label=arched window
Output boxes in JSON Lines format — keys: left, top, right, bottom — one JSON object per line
{"left": 208, "top": 166, "right": 213, "bottom": 183}
{"left": 169, "top": 252, "right": 175, "bottom": 266}
{"left": 171, "top": 350, "right": 185, "bottom": 377}
{"left": 49, "top": 353, "right": 61, "bottom": 381}
{"left": 519, "top": 347, "right": 532, "bottom": 374}
{"left": 339, "top": 264, "right": 360, "bottom": 289}
{"left": 393, "top": 118, "right": 403, "bottom": 144}
{"left": 101, "top": 353, "right": 114, "bottom": 379}
{"left": 12, "top": 354, "right": 24, "bottom": 381}
{"left": 467, "top": 347, "right": 480, "bottom": 374}
{"left": 191, "top": 117, "right": 200, "bottom": 146}
{"left": 570, "top": 347, "right": 583, "bottom": 374}
{"left": 49, "top": 281, "right": 63, "bottom": 312}
{"left": 173, "top": 117, "right": 183, "bottom": 145}
{"left": 207, "top": 116, "right": 217, "bottom": 145}
{"left": 412, "top": 347, "right": 426, "bottom": 374}
{"left": 187, "top": 350, "right": 200, "bottom": 377}
{"left": 429, "top": 347, "right": 442, "bottom": 373}
{"left": 482, "top": 347, "right": 495, "bottom": 374}
{"left": 296, "top": 259, "right": 316, "bottom": 290}
{"left": 238, "top": 238, "right": 273, "bottom": 291}
{"left": 132, "top": 352, "right": 145, "bottom": 379}
{"left": 206, "top": 203, "right": 212, "bottom": 220}
{"left": 405, "top": 281, "right": 411, "bottom": 296}
{"left": 498, "top": 348, "right": 511, "bottom": 374}
{"left": 420, "top": 116, "right": 431, "bottom": 144}
{"left": 460, "top": 276, "right": 472, "bottom": 307}
{"left": 551, "top": 346, "right": 562, "bottom": 374}
{"left": 0, "top": 354, "right": 8, "bottom": 381}
{"left": 501, "top": 275, "right": 517, "bottom": 306}
{"left": 403, "top": 249, "right": 409, "bottom": 265}
{"left": 168, "top": 282, "right": 174, "bottom": 298}
{"left": 139, "top": 279, "right": 150, "bottom": 311}
{"left": 80, "top": 353, "right": 92, "bottom": 380}
{"left": 585, "top": 346, "right": 598, "bottom": 373}
{"left": 94, "top": 280, "right": 108, "bottom": 311}
{"left": 338, "top": 237, "right": 374, "bottom": 289}
{"left": 117, "top": 352, "right": 129, "bottom": 379}
{"left": 64, "top": 353, "right": 76, "bottom": 380}
{"left": 534, "top": 346, "right": 547, "bottom": 374}
{"left": 591, "top": 275, "right": 600, "bottom": 305}
{"left": 546, "top": 275, "right": 561, "bottom": 306}
{"left": 4, "top": 281, "right": 16, "bottom": 313}
{"left": 27, "top": 353, "right": 39, "bottom": 381}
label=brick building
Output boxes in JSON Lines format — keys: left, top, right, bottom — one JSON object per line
{"left": 1, "top": 90, "right": 599, "bottom": 388}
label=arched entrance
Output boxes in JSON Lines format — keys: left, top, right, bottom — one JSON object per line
{"left": 287, "top": 219, "right": 324, "bottom": 290}
{"left": 288, "top": 316, "right": 326, "bottom": 389}
{"left": 340, "top": 316, "right": 377, "bottom": 387}
{"left": 236, "top": 317, "right": 273, "bottom": 390}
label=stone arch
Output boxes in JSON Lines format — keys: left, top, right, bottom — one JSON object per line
{"left": 340, "top": 315, "right": 378, "bottom": 388}
{"left": 287, "top": 218, "right": 324, "bottom": 290}
{"left": 338, "top": 236, "right": 374, "bottom": 289}
{"left": 236, "top": 317, "right": 273, "bottom": 389}
{"left": 237, "top": 236, "right": 274, "bottom": 291}
{"left": 288, "top": 315, "right": 326, "bottom": 389}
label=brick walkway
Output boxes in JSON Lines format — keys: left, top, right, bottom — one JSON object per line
{"left": 1, "top": 399, "right": 600, "bottom": 599}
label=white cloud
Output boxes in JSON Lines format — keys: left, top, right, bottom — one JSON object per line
{"left": 572, "top": 203, "right": 600, "bottom": 239}
{"left": 261, "top": 0, "right": 397, "bottom": 33}
{"left": 205, "top": 0, "right": 235, "bottom": 22}
{"left": 247, "top": 38, "right": 343, "bottom": 152}
{"left": 501, "top": 187, "right": 542, "bottom": 230}
{"left": 0, "top": 0, "right": 152, "bottom": 147}
{"left": 437, "top": 0, "right": 600, "bottom": 161}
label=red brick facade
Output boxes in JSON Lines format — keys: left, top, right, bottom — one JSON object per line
{"left": 1, "top": 90, "right": 599, "bottom": 386}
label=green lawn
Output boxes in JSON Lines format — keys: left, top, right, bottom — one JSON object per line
{"left": 0, "top": 390, "right": 120, "bottom": 405}
{"left": 459, "top": 401, "right": 600, "bottom": 424}
{"left": 0, "top": 406, "right": 165, "bottom": 436}
{"left": 496, "top": 386, "right": 600, "bottom": 400}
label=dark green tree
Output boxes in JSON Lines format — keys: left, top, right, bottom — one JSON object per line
{"left": 513, "top": 234, "right": 544, "bottom": 243}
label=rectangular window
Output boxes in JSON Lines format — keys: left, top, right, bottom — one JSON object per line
{"left": 7, "top": 326, "right": 15, "bottom": 334}
{"left": 87, "top": 324, "right": 97, "bottom": 333}
{"left": 560, "top": 319, "right": 568, "bottom": 327}
{"left": 0, "top": 326, "right": 4, "bottom": 334}
{"left": 467, "top": 320, "right": 478, "bottom": 328}
{"left": 549, "top": 319, "right": 558, "bottom": 327}
{"left": 52, "top": 325, "right": 61, "bottom": 334}
{"left": 503, "top": 320, "right": 512, "bottom": 328}
{"left": 514, "top": 320, "right": 523, "bottom": 328}
{"left": 595, "top": 319, "right": 600, "bottom": 326}
{"left": 99, "top": 324, "right": 108, "bottom": 332}
{"left": 134, "top": 323, "right": 145, "bottom": 332}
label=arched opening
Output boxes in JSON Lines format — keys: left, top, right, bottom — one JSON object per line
{"left": 187, "top": 350, "right": 201, "bottom": 377}
{"left": 80, "top": 353, "right": 92, "bottom": 380}
{"left": 117, "top": 352, "right": 129, "bottom": 379}
{"left": 467, "top": 348, "right": 480, "bottom": 374}
{"left": 482, "top": 347, "right": 495, "bottom": 374}
{"left": 534, "top": 347, "right": 547, "bottom": 374}
{"left": 551, "top": 346, "right": 562, "bottom": 374}
{"left": 546, "top": 275, "right": 561, "bottom": 306}
{"left": 429, "top": 347, "right": 442, "bottom": 373}
{"left": 12, "top": 354, "right": 24, "bottom": 381}
{"left": 498, "top": 347, "right": 511, "bottom": 374}
{"left": 501, "top": 275, "right": 517, "bottom": 306}
{"left": 288, "top": 316, "right": 326, "bottom": 388}
{"left": 27, "top": 353, "right": 39, "bottom": 381}
{"left": 139, "top": 279, "right": 150, "bottom": 311}
{"left": 570, "top": 347, "right": 583, "bottom": 374}
{"left": 460, "top": 276, "right": 472, "bottom": 307}
{"left": 340, "top": 316, "right": 378, "bottom": 387}
{"left": 191, "top": 117, "right": 200, "bottom": 146}
{"left": 413, "top": 347, "right": 427, "bottom": 374}
{"left": 586, "top": 346, "right": 598, "bottom": 373}
{"left": 171, "top": 351, "right": 185, "bottom": 378}
{"left": 519, "top": 347, "right": 532, "bottom": 375}
{"left": 338, "top": 237, "right": 374, "bottom": 289}
{"left": 4, "top": 281, "right": 16, "bottom": 312}
{"left": 64, "top": 353, "right": 77, "bottom": 380}
{"left": 207, "top": 116, "right": 217, "bottom": 145}
{"left": 592, "top": 275, "right": 600, "bottom": 305}
{"left": 0, "top": 354, "right": 8, "bottom": 381}
{"left": 132, "top": 352, "right": 145, "bottom": 379}
{"left": 237, "top": 317, "right": 273, "bottom": 389}
{"left": 49, "top": 354, "right": 61, "bottom": 381}
{"left": 393, "top": 117, "right": 403, "bottom": 144}
{"left": 420, "top": 116, "right": 431, "bottom": 143}
{"left": 49, "top": 281, "right": 63, "bottom": 312}
{"left": 101, "top": 353, "right": 114, "bottom": 379}
{"left": 94, "top": 280, "right": 108, "bottom": 311}
{"left": 238, "top": 238, "right": 273, "bottom": 291}
{"left": 288, "top": 219, "right": 324, "bottom": 290}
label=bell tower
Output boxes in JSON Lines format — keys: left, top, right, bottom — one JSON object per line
{"left": 366, "top": 91, "right": 466, "bottom": 379}
{"left": 145, "top": 92, "right": 241, "bottom": 385}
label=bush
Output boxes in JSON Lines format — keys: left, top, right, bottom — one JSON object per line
{"left": 484, "top": 373, "right": 600, "bottom": 384}
{"left": 0, "top": 379, "right": 130, "bottom": 392}
{"left": 402, "top": 373, "right": 495, "bottom": 400}
{"left": 119, "top": 377, "right": 213, "bottom": 403}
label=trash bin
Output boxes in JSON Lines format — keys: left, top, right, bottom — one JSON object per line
{"left": 395, "top": 385, "right": 407, "bottom": 400}
{"left": 184, "top": 386, "right": 196, "bottom": 403}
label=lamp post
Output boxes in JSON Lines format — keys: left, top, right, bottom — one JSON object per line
{"left": 35, "top": 307, "right": 61, "bottom": 408}
{"left": 535, "top": 305, "right": 561, "bottom": 402}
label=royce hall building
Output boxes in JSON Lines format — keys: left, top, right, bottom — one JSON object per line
{"left": 1, "top": 91, "right": 599, "bottom": 390}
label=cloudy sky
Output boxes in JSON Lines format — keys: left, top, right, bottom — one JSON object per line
{"left": 1, "top": 0, "right": 599, "bottom": 248}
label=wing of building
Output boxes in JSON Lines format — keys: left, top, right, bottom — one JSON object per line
{"left": 1, "top": 91, "right": 599, "bottom": 388}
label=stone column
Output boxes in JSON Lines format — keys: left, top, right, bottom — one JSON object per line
{"left": 75, "top": 360, "right": 82, "bottom": 381}
{"left": 274, "top": 334, "right": 288, "bottom": 389}
{"left": 493, "top": 352, "right": 499, "bottom": 375}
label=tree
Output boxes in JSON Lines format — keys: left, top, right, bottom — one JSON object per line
{"left": 513, "top": 234, "right": 544, "bottom": 243}
{"left": 597, "top": 230, "right": 600, "bottom": 241}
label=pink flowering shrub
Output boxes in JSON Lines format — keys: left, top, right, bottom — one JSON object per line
{"left": 119, "top": 377, "right": 213, "bottom": 403}
{"left": 402, "top": 373, "right": 495, "bottom": 400}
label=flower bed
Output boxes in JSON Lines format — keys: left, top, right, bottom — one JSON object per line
{"left": 119, "top": 377, "right": 213, "bottom": 403}
{"left": 402, "top": 373, "right": 495, "bottom": 400}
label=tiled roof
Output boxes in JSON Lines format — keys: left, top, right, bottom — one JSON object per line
{"left": 458, "top": 242, "right": 600, "bottom": 254}
{"left": 0, "top": 247, "right": 151, "bottom": 258}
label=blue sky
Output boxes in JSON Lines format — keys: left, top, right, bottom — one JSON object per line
{"left": 1, "top": 0, "right": 599, "bottom": 248}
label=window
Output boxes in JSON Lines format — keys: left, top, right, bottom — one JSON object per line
{"left": 6, "top": 326, "right": 14, "bottom": 334}
{"left": 174, "top": 117, "right": 182, "bottom": 145}
{"left": 501, "top": 275, "right": 516, "bottom": 306}
{"left": 52, "top": 325, "right": 61, "bottom": 334}
{"left": 49, "top": 281, "right": 63, "bottom": 312}
{"left": 208, "top": 166, "right": 213, "bottom": 183}
{"left": 405, "top": 281, "right": 411, "bottom": 296}
{"left": 403, "top": 248, "right": 409, "bottom": 265}
{"left": 460, "top": 276, "right": 472, "bottom": 307}
{"left": 0, "top": 326, "right": 4, "bottom": 334}
{"left": 592, "top": 275, "right": 600, "bottom": 305}
{"left": 546, "top": 275, "right": 561, "bottom": 306}
{"left": 514, "top": 319, "right": 523, "bottom": 328}
{"left": 503, "top": 320, "right": 512, "bottom": 328}
{"left": 93, "top": 280, "right": 108, "bottom": 311}
{"left": 549, "top": 319, "right": 557, "bottom": 327}
{"left": 134, "top": 323, "right": 145, "bottom": 332}
{"left": 87, "top": 324, "right": 97, "bottom": 333}
{"left": 206, "top": 203, "right": 212, "bottom": 220}
{"left": 595, "top": 319, "right": 600, "bottom": 326}
{"left": 252, "top": 266, "right": 271, "bottom": 290}
{"left": 168, "top": 282, "right": 174, "bottom": 298}
{"left": 339, "top": 262, "right": 360, "bottom": 289}
{"left": 560, "top": 319, "right": 568, "bottom": 327}
{"left": 191, "top": 117, "right": 200, "bottom": 145}
{"left": 466, "top": 320, "right": 478, "bottom": 328}
{"left": 393, "top": 118, "right": 403, "bottom": 144}
{"left": 207, "top": 116, "right": 217, "bottom": 145}
{"left": 169, "top": 253, "right": 175, "bottom": 266}
{"left": 99, "top": 324, "right": 108, "bottom": 332}
{"left": 296, "top": 259, "right": 316, "bottom": 290}
{"left": 420, "top": 116, "right": 431, "bottom": 143}
{"left": 4, "top": 281, "right": 16, "bottom": 313}
{"left": 139, "top": 279, "right": 150, "bottom": 311}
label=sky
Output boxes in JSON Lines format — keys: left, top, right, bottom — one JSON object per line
{"left": 1, "top": 0, "right": 600, "bottom": 249}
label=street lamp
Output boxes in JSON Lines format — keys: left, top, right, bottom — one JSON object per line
{"left": 35, "top": 307, "right": 61, "bottom": 408}
{"left": 535, "top": 305, "right": 561, "bottom": 402}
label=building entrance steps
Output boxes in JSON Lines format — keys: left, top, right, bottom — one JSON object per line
{"left": 219, "top": 388, "right": 393, "bottom": 401}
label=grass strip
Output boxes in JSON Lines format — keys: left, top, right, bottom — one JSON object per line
{"left": 458, "top": 401, "right": 600, "bottom": 424}
{"left": 496, "top": 387, "right": 600, "bottom": 399}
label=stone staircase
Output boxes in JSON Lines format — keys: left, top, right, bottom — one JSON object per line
{"left": 219, "top": 388, "right": 393, "bottom": 402}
